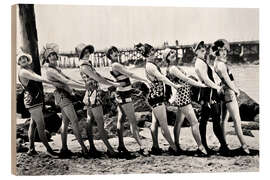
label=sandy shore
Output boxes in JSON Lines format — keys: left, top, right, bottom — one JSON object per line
{"left": 16, "top": 122, "right": 259, "bottom": 175}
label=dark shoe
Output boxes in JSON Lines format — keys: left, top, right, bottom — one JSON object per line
{"left": 81, "top": 148, "right": 90, "bottom": 159}
{"left": 27, "top": 149, "right": 38, "bottom": 156}
{"left": 233, "top": 146, "right": 250, "bottom": 156}
{"left": 168, "top": 147, "right": 180, "bottom": 156}
{"left": 59, "top": 149, "right": 75, "bottom": 158}
{"left": 195, "top": 149, "right": 209, "bottom": 157}
{"left": 150, "top": 147, "right": 163, "bottom": 155}
{"left": 118, "top": 146, "right": 130, "bottom": 154}
{"left": 175, "top": 145, "right": 184, "bottom": 155}
{"left": 88, "top": 148, "right": 103, "bottom": 158}
{"left": 138, "top": 148, "right": 150, "bottom": 157}
{"left": 218, "top": 146, "right": 232, "bottom": 156}
{"left": 242, "top": 145, "right": 250, "bottom": 155}
{"left": 46, "top": 150, "right": 59, "bottom": 158}
{"left": 106, "top": 150, "right": 119, "bottom": 158}
{"left": 206, "top": 148, "right": 217, "bottom": 155}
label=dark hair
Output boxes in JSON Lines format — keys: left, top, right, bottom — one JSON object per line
{"left": 193, "top": 41, "right": 206, "bottom": 53}
{"left": 134, "top": 43, "right": 154, "bottom": 58}
{"left": 106, "top": 46, "right": 119, "bottom": 59}
{"left": 79, "top": 45, "right": 94, "bottom": 60}
{"left": 212, "top": 40, "right": 226, "bottom": 56}
{"left": 42, "top": 52, "right": 58, "bottom": 65}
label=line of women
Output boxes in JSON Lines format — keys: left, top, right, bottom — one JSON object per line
{"left": 17, "top": 39, "right": 250, "bottom": 159}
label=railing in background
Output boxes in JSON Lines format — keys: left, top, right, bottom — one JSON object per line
{"left": 57, "top": 40, "right": 259, "bottom": 68}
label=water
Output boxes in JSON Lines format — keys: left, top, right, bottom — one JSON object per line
{"left": 42, "top": 64, "right": 259, "bottom": 103}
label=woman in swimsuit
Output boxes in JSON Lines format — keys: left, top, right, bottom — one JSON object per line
{"left": 212, "top": 39, "right": 250, "bottom": 154}
{"left": 135, "top": 43, "right": 182, "bottom": 155}
{"left": 41, "top": 44, "right": 89, "bottom": 158}
{"left": 106, "top": 46, "right": 149, "bottom": 156}
{"left": 194, "top": 41, "right": 230, "bottom": 155}
{"left": 77, "top": 44, "right": 120, "bottom": 157}
{"left": 17, "top": 52, "right": 59, "bottom": 158}
{"left": 163, "top": 48, "right": 208, "bottom": 155}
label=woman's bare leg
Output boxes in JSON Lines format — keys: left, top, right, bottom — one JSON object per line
{"left": 221, "top": 103, "right": 230, "bottom": 142}
{"left": 180, "top": 104, "right": 206, "bottom": 154}
{"left": 226, "top": 97, "right": 249, "bottom": 151}
{"left": 60, "top": 109, "right": 70, "bottom": 151}
{"left": 116, "top": 106, "right": 127, "bottom": 150}
{"left": 62, "top": 104, "right": 88, "bottom": 153}
{"left": 174, "top": 109, "right": 185, "bottom": 149}
{"left": 121, "top": 103, "right": 144, "bottom": 148}
{"left": 152, "top": 104, "right": 177, "bottom": 150}
{"left": 150, "top": 110, "right": 159, "bottom": 149}
{"left": 86, "top": 109, "right": 98, "bottom": 152}
{"left": 28, "top": 117, "right": 37, "bottom": 153}
{"left": 29, "top": 106, "right": 55, "bottom": 153}
{"left": 91, "top": 106, "right": 116, "bottom": 154}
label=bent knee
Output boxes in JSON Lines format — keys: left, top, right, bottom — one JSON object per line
{"left": 190, "top": 120, "right": 199, "bottom": 127}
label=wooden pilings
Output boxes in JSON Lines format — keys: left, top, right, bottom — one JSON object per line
{"left": 57, "top": 41, "right": 259, "bottom": 68}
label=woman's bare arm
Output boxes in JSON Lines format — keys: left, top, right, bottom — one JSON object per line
{"left": 195, "top": 60, "right": 221, "bottom": 90}
{"left": 113, "top": 63, "right": 149, "bottom": 83}
{"left": 20, "top": 69, "right": 52, "bottom": 84}
{"left": 146, "top": 63, "right": 181, "bottom": 89}
{"left": 81, "top": 65, "right": 120, "bottom": 86}
{"left": 217, "top": 63, "right": 239, "bottom": 94}
{"left": 170, "top": 66, "right": 206, "bottom": 87}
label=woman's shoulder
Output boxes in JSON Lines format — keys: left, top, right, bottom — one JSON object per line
{"left": 111, "top": 62, "right": 123, "bottom": 69}
{"left": 146, "top": 62, "right": 156, "bottom": 69}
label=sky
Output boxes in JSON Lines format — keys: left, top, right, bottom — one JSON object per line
{"left": 21, "top": 5, "right": 259, "bottom": 52}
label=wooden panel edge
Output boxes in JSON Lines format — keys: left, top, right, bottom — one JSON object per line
{"left": 11, "top": 4, "right": 17, "bottom": 176}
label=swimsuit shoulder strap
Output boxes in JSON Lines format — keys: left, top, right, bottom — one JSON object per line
{"left": 18, "top": 69, "right": 30, "bottom": 88}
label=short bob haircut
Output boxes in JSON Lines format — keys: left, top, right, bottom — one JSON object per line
{"left": 106, "top": 46, "right": 119, "bottom": 60}
{"left": 79, "top": 45, "right": 95, "bottom": 60}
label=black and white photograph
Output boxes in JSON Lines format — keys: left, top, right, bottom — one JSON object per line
{"left": 12, "top": 3, "right": 259, "bottom": 175}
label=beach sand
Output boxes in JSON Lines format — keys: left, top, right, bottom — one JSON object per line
{"left": 16, "top": 122, "right": 259, "bottom": 175}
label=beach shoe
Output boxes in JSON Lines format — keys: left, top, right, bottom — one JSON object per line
{"left": 168, "top": 147, "right": 180, "bottom": 156}
{"left": 242, "top": 144, "right": 250, "bottom": 155}
{"left": 218, "top": 145, "right": 232, "bottom": 156}
{"left": 87, "top": 148, "right": 103, "bottom": 158}
{"left": 205, "top": 147, "right": 217, "bottom": 155}
{"left": 81, "top": 149, "right": 90, "bottom": 159}
{"left": 195, "top": 148, "right": 209, "bottom": 157}
{"left": 59, "top": 149, "right": 75, "bottom": 158}
{"left": 117, "top": 147, "right": 133, "bottom": 157}
{"left": 175, "top": 145, "right": 184, "bottom": 155}
{"left": 46, "top": 150, "right": 59, "bottom": 158}
{"left": 150, "top": 147, "right": 163, "bottom": 155}
{"left": 198, "top": 145, "right": 208, "bottom": 156}
{"left": 117, "top": 146, "right": 130, "bottom": 154}
{"left": 138, "top": 148, "right": 150, "bottom": 157}
{"left": 233, "top": 145, "right": 250, "bottom": 156}
{"left": 106, "top": 150, "right": 119, "bottom": 158}
{"left": 27, "top": 149, "right": 38, "bottom": 156}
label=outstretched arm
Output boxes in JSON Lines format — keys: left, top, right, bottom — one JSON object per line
{"left": 146, "top": 63, "right": 181, "bottom": 90}
{"left": 113, "top": 63, "right": 149, "bottom": 83}
{"left": 216, "top": 63, "right": 239, "bottom": 94}
{"left": 20, "top": 69, "right": 52, "bottom": 84}
{"left": 59, "top": 71, "right": 84, "bottom": 86}
{"left": 46, "top": 69, "right": 84, "bottom": 92}
{"left": 81, "top": 65, "right": 120, "bottom": 86}
{"left": 170, "top": 66, "right": 206, "bottom": 87}
{"left": 195, "top": 60, "right": 221, "bottom": 90}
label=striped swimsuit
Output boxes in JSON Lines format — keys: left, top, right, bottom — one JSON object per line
{"left": 110, "top": 62, "right": 133, "bottom": 105}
